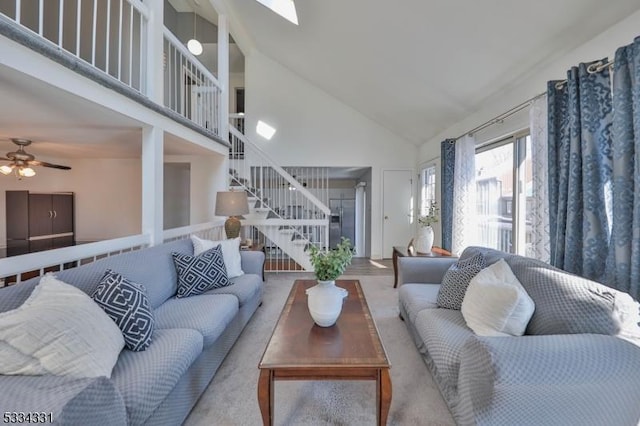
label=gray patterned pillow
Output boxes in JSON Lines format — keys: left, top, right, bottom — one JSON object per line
{"left": 437, "top": 253, "right": 486, "bottom": 310}
{"left": 172, "top": 245, "right": 230, "bottom": 298}
{"left": 93, "top": 269, "right": 155, "bottom": 351}
{"left": 506, "top": 256, "right": 640, "bottom": 336}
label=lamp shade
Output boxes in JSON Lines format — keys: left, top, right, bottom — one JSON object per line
{"left": 215, "top": 191, "right": 249, "bottom": 216}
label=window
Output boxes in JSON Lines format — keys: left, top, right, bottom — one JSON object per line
{"left": 475, "top": 133, "right": 532, "bottom": 255}
{"left": 420, "top": 164, "right": 437, "bottom": 216}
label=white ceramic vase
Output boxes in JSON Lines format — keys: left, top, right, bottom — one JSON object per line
{"left": 415, "top": 226, "right": 434, "bottom": 254}
{"left": 306, "top": 280, "right": 348, "bottom": 327}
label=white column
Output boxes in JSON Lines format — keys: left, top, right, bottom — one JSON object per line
{"left": 145, "top": 0, "right": 164, "bottom": 104}
{"left": 142, "top": 126, "right": 164, "bottom": 245}
{"left": 217, "top": 14, "right": 229, "bottom": 139}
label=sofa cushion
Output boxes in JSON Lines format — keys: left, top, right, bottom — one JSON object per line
{"left": 154, "top": 294, "right": 239, "bottom": 347}
{"left": 11, "top": 239, "right": 194, "bottom": 310}
{"left": 461, "top": 259, "right": 535, "bottom": 337}
{"left": 0, "top": 274, "right": 124, "bottom": 379}
{"left": 0, "top": 375, "right": 127, "bottom": 426}
{"left": 413, "top": 308, "right": 475, "bottom": 403}
{"left": 399, "top": 283, "right": 440, "bottom": 323}
{"left": 173, "top": 245, "right": 230, "bottom": 298}
{"left": 192, "top": 235, "right": 244, "bottom": 278}
{"left": 204, "top": 273, "right": 262, "bottom": 307}
{"left": 93, "top": 270, "right": 155, "bottom": 351}
{"left": 110, "top": 328, "right": 203, "bottom": 426}
{"left": 437, "top": 253, "right": 486, "bottom": 310}
{"left": 506, "top": 256, "right": 640, "bottom": 336}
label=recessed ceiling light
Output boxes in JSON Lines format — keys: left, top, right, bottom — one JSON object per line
{"left": 257, "top": 120, "right": 276, "bottom": 140}
{"left": 254, "top": 0, "right": 298, "bottom": 25}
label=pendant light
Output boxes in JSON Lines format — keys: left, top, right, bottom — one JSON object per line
{"left": 187, "top": 11, "right": 203, "bottom": 56}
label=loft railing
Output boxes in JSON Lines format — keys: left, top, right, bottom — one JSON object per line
{"left": 0, "top": 234, "right": 150, "bottom": 286}
{"left": 0, "top": 0, "right": 149, "bottom": 92}
{"left": 163, "top": 27, "right": 222, "bottom": 136}
{"left": 0, "top": 1, "right": 224, "bottom": 139}
{"left": 0, "top": 221, "right": 226, "bottom": 287}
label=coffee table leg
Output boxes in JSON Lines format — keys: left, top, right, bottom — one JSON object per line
{"left": 377, "top": 368, "right": 392, "bottom": 426}
{"left": 258, "top": 369, "right": 273, "bottom": 426}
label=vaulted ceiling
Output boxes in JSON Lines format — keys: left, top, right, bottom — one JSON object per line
{"left": 222, "top": 0, "right": 640, "bottom": 145}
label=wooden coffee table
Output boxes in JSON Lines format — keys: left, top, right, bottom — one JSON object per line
{"left": 258, "top": 279, "right": 391, "bottom": 425}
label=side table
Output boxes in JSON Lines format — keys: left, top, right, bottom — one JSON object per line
{"left": 392, "top": 245, "right": 453, "bottom": 288}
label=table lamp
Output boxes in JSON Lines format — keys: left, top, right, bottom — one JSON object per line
{"left": 215, "top": 191, "right": 249, "bottom": 239}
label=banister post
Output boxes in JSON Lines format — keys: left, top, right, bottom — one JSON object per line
{"left": 145, "top": 0, "right": 164, "bottom": 104}
{"left": 218, "top": 14, "right": 229, "bottom": 139}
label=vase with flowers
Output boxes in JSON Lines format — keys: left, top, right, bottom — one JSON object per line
{"left": 306, "top": 237, "right": 353, "bottom": 327}
{"left": 416, "top": 201, "right": 439, "bottom": 254}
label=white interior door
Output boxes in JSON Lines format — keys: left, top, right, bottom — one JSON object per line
{"left": 382, "top": 170, "right": 413, "bottom": 258}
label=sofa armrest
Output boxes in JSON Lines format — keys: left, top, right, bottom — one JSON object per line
{"left": 240, "top": 250, "right": 265, "bottom": 278}
{"left": 397, "top": 256, "right": 458, "bottom": 286}
{"left": 457, "top": 334, "right": 640, "bottom": 426}
{"left": 0, "top": 375, "right": 127, "bottom": 425}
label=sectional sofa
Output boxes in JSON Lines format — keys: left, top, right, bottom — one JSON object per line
{"left": 398, "top": 246, "right": 640, "bottom": 426}
{"left": 0, "top": 238, "right": 265, "bottom": 425}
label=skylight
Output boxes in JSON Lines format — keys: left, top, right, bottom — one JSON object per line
{"left": 257, "top": 120, "right": 277, "bottom": 140}
{"left": 254, "top": 0, "right": 298, "bottom": 25}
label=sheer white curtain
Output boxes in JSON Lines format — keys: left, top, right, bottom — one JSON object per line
{"left": 452, "top": 135, "right": 477, "bottom": 255}
{"left": 530, "top": 95, "right": 551, "bottom": 262}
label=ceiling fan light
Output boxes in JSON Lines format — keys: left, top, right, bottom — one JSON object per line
{"left": 0, "top": 165, "right": 13, "bottom": 175}
{"left": 18, "top": 167, "right": 36, "bottom": 177}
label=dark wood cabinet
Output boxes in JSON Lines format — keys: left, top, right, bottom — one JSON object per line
{"left": 5, "top": 191, "right": 75, "bottom": 256}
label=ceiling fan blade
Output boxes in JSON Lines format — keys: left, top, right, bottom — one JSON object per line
{"left": 0, "top": 157, "right": 11, "bottom": 161}
{"left": 28, "top": 160, "right": 71, "bottom": 170}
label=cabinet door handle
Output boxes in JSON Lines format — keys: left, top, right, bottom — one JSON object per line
{"left": 53, "top": 210, "right": 57, "bottom": 218}
{"left": 48, "top": 210, "right": 53, "bottom": 218}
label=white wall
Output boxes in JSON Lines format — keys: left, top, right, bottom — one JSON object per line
{"left": 420, "top": 10, "right": 640, "bottom": 161}
{"left": 245, "top": 52, "right": 417, "bottom": 258}
{"left": 164, "top": 154, "right": 228, "bottom": 225}
{"left": 0, "top": 158, "right": 141, "bottom": 246}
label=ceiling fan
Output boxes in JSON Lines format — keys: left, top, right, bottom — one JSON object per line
{"left": 0, "top": 138, "right": 71, "bottom": 178}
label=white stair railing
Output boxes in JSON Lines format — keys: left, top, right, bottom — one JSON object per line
{"left": 229, "top": 125, "right": 330, "bottom": 271}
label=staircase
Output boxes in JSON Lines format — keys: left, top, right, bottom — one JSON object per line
{"left": 228, "top": 124, "right": 330, "bottom": 271}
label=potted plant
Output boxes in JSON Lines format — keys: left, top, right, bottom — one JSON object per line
{"left": 416, "top": 201, "right": 439, "bottom": 254}
{"left": 305, "top": 237, "right": 353, "bottom": 327}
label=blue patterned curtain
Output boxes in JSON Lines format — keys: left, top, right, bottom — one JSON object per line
{"left": 547, "top": 60, "right": 613, "bottom": 282}
{"left": 606, "top": 37, "right": 640, "bottom": 300}
{"left": 441, "top": 139, "right": 455, "bottom": 251}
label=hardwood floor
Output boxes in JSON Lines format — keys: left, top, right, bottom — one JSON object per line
{"left": 344, "top": 257, "right": 393, "bottom": 276}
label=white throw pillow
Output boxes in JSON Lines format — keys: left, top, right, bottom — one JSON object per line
{"left": 461, "top": 259, "right": 535, "bottom": 337}
{"left": 191, "top": 235, "right": 244, "bottom": 278}
{"left": 0, "top": 274, "right": 125, "bottom": 378}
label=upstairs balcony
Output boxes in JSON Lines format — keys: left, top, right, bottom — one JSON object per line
{"left": 0, "top": 0, "right": 228, "bottom": 142}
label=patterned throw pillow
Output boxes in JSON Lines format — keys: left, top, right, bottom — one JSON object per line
{"left": 93, "top": 270, "right": 155, "bottom": 351}
{"left": 437, "top": 252, "right": 486, "bottom": 310}
{"left": 172, "top": 245, "right": 230, "bottom": 298}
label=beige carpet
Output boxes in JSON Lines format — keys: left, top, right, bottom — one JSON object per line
{"left": 184, "top": 272, "right": 455, "bottom": 426}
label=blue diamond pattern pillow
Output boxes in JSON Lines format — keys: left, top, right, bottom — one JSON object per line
{"left": 173, "top": 245, "right": 230, "bottom": 298}
{"left": 437, "top": 252, "right": 486, "bottom": 310}
{"left": 93, "top": 269, "right": 155, "bottom": 351}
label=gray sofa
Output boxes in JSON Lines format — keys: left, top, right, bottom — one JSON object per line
{"left": 398, "top": 246, "right": 640, "bottom": 426}
{"left": 0, "top": 238, "right": 265, "bottom": 425}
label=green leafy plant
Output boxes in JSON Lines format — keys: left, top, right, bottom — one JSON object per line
{"left": 307, "top": 237, "right": 353, "bottom": 281}
{"left": 418, "top": 200, "right": 439, "bottom": 228}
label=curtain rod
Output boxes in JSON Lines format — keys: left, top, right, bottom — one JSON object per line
{"left": 454, "top": 91, "right": 546, "bottom": 141}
